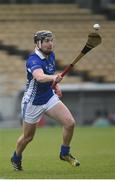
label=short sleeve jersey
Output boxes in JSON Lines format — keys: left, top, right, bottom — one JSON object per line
{"left": 23, "top": 49, "right": 56, "bottom": 105}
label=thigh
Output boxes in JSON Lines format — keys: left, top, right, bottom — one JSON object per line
{"left": 23, "top": 121, "right": 37, "bottom": 138}
{"left": 45, "top": 101, "right": 75, "bottom": 125}
{"left": 21, "top": 101, "right": 44, "bottom": 124}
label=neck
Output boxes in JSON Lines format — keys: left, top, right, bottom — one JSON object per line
{"left": 39, "top": 49, "right": 49, "bottom": 59}
{"left": 36, "top": 46, "right": 50, "bottom": 58}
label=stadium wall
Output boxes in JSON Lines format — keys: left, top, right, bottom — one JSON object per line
{"left": 0, "top": 83, "right": 115, "bottom": 127}
{"left": 0, "top": 95, "right": 16, "bottom": 123}
{"left": 3, "top": 83, "right": 114, "bottom": 126}
{"left": 0, "top": 0, "right": 77, "bottom": 3}
{"left": 60, "top": 84, "right": 115, "bottom": 124}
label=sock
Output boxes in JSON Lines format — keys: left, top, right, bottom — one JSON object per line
{"left": 60, "top": 145, "right": 70, "bottom": 156}
{"left": 12, "top": 151, "right": 22, "bottom": 162}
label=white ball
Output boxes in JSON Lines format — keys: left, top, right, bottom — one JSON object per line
{"left": 93, "top": 24, "right": 100, "bottom": 30}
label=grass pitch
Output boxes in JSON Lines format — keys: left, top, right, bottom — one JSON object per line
{"left": 0, "top": 126, "right": 115, "bottom": 179}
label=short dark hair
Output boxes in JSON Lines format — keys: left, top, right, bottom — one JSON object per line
{"left": 34, "top": 30, "right": 53, "bottom": 44}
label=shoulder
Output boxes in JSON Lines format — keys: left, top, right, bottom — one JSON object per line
{"left": 50, "top": 51, "right": 55, "bottom": 58}
{"left": 27, "top": 52, "right": 40, "bottom": 61}
{"left": 26, "top": 53, "right": 43, "bottom": 73}
{"left": 26, "top": 53, "right": 41, "bottom": 66}
{"left": 50, "top": 51, "right": 55, "bottom": 61}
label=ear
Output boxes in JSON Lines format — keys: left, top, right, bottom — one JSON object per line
{"left": 37, "top": 40, "right": 41, "bottom": 49}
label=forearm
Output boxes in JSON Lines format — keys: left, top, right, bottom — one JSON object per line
{"left": 35, "top": 73, "right": 54, "bottom": 83}
{"left": 32, "top": 69, "right": 62, "bottom": 83}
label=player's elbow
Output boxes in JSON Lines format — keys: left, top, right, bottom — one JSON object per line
{"left": 33, "top": 69, "right": 47, "bottom": 82}
{"left": 36, "top": 75, "right": 45, "bottom": 82}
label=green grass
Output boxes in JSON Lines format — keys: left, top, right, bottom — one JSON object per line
{"left": 0, "top": 126, "right": 115, "bottom": 179}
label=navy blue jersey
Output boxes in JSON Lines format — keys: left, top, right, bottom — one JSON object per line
{"left": 23, "top": 48, "right": 56, "bottom": 105}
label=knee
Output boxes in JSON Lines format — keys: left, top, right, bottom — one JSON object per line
{"left": 24, "top": 135, "right": 34, "bottom": 143}
{"left": 65, "top": 118, "right": 76, "bottom": 129}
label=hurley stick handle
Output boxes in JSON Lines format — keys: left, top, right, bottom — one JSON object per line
{"left": 52, "top": 64, "right": 73, "bottom": 89}
{"left": 52, "top": 53, "right": 84, "bottom": 89}
{"left": 52, "top": 32, "right": 102, "bottom": 89}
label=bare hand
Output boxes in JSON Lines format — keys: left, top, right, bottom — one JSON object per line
{"left": 54, "top": 84, "right": 62, "bottom": 97}
{"left": 54, "top": 74, "right": 63, "bottom": 83}
{"left": 52, "top": 73, "right": 63, "bottom": 89}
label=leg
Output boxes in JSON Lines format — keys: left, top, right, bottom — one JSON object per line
{"left": 16, "top": 121, "right": 37, "bottom": 156}
{"left": 45, "top": 101, "right": 80, "bottom": 167}
{"left": 11, "top": 121, "right": 36, "bottom": 170}
{"left": 46, "top": 101, "right": 76, "bottom": 146}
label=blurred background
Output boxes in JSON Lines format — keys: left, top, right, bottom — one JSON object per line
{"left": 0, "top": 0, "right": 115, "bottom": 128}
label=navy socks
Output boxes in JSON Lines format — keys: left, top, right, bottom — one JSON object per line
{"left": 12, "top": 151, "right": 22, "bottom": 162}
{"left": 60, "top": 145, "right": 70, "bottom": 156}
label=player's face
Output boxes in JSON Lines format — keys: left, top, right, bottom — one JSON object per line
{"left": 40, "top": 37, "right": 54, "bottom": 55}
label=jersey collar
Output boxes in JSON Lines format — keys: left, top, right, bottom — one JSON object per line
{"left": 35, "top": 48, "right": 45, "bottom": 60}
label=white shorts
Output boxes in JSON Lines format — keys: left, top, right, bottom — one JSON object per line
{"left": 21, "top": 94, "right": 61, "bottom": 124}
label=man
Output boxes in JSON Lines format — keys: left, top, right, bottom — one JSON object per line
{"left": 11, "top": 30, "right": 80, "bottom": 171}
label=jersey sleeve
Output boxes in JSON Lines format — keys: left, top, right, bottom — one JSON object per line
{"left": 26, "top": 55, "right": 42, "bottom": 73}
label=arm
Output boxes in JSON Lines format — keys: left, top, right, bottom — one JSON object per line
{"left": 32, "top": 68, "right": 63, "bottom": 83}
{"left": 54, "top": 83, "right": 62, "bottom": 97}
